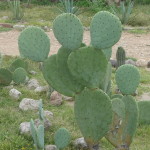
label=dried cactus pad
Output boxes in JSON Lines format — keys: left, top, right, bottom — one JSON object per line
{"left": 54, "top": 128, "right": 71, "bottom": 149}
{"left": 42, "top": 54, "right": 76, "bottom": 97}
{"left": 13, "top": 67, "right": 27, "bottom": 84}
{"left": 53, "top": 13, "right": 83, "bottom": 51}
{"left": 9, "top": 58, "right": 28, "bottom": 72}
{"left": 68, "top": 46, "right": 108, "bottom": 88}
{"left": 90, "top": 11, "right": 122, "bottom": 49}
{"left": 18, "top": 26, "right": 50, "bottom": 62}
{"left": 75, "top": 88, "right": 112, "bottom": 143}
{"left": 0, "top": 68, "right": 12, "bottom": 86}
{"left": 115, "top": 64, "right": 140, "bottom": 95}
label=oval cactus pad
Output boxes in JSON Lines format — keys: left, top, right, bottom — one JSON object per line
{"left": 53, "top": 13, "right": 83, "bottom": 51}
{"left": 18, "top": 26, "right": 50, "bottom": 62}
{"left": 90, "top": 11, "right": 122, "bottom": 49}
{"left": 115, "top": 64, "right": 140, "bottom": 95}
{"left": 75, "top": 88, "right": 112, "bottom": 143}
{"left": 68, "top": 46, "right": 108, "bottom": 88}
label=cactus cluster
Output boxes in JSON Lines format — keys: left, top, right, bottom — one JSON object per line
{"left": 18, "top": 11, "right": 142, "bottom": 150}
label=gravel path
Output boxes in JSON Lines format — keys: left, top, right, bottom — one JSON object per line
{"left": 0, "top": 30, "right": 150, "bottom": 61}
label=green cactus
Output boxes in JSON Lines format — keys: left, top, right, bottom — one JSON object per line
{"left": 18, "top": 26, "right": 50, "bottom": 62}
{"left": 0, "top": 68, "right": 12, "bottom": 86}
{"left": 54, "top": 128, "right": 71, "bottom": 149}
{"left": 9, "top": 58, "right": 28, "bottom": 72}
{"left": 111, "top": 94, "right": 123, "bottom": 99}
{"left": 13, "top": 67, "right": 27, "bottom": 84}
{"left": 116, "top": 47, "right": 126, "bottom": 68}
{"left": 38, "top": 99, "right": 45, "bottom": 124}
{"left": 138, "top": 101, "right": 150, "bottom": 125}
{"left": 115, "top": 64, "right": 140, "bottom": 95}
{"left": 90, "top": 11, "right": 122, "bottom": 49}
{"left": 0, "top": 52, "right": 3, "bottom": 67}
{"left": 106, "top": 96, "right": 138, "bottom": 150}
{"left": 53, "top": 13, "right": 83, "bottom": 51}
{"left": 102, "top": 47, "right": 112, "bottom": 61}
{"left": 67, "top": 46, "right": 108, "bottom": 88}
{"left": 30, "top": 119, "right": 44, "bottom": 150}
{"left": 74, "top": 88, "right": 113, "bottom": 147}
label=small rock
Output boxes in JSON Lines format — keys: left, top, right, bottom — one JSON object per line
{"left": 4, "top": 85, "right": 13, "bottom": 89}
{"left": 147, "top": 61, "right": 150, "bottom": 68}
{"left": 125, "top": 59, "right": 136, "bottom": 66}
{"left": 9, "top": 88, "right": 22, "bottom": 100}
{"left": 2, "top": 16, "right": 9, "bottom": 20}
{"left": 34, "top": 85, "right": 49, "bottom": 93}
{"left": 19, "top": 98, "right": 40, "bottom": 111}
{"left": 45, "top": 145, "right": 57, "bottom": 150}
{"left": 74, "top": 137, "right": 88, "bottom": 149}
{"left": 44, "top": 110, "right": 53, "bottom": 119}
{"left": 20, "top": 122, "right": 30, "bottom": 134}
{"left": 136, "top": 59, "right": 147, "bottom": 67}
{"left": 62, "top": 95, "right": 73, "bottom": 101}
{"left": 140, "top": 93, "right": 150, "bottom": 101}
{"left": 13, "top": 24, "right": 25, "bottom": 31}
{"left": 110, "top": 59, "right": 117, "bottom": 68}
{"left": 27, "top": 79, "right": 39, "bottom": 90}
{"left": 50, "top": 91, "right": 63, "bottom": 106}
{"left": 34, "top": 118, "right": 52, "bottom": 130}
{"left": 29, "top": 70, "right": 37, "bottom": 75}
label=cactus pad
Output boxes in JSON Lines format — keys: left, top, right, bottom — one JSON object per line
{"left": 13, "top": 67, "right": 27, "bottom": 84}
{"left": 0, "top": 68, "right": 12, "bottom": 86}
{"left": 54, "top": 128, "right": 71, "bottom": 149}
{"left": 74, "top": 88, "right": 112, "bottom": 144}
{"left": 102, "top": 47, "right": 112, "bottom": 61}
{"left": 68, "top": 46, "right": 108, "bottom": 88}
{"left": 53, "top": 13, "right": 83, "bottom": 51}
{"left": 90, "top": 11, "right": 122, "bottom": 49}
{"left": 18, "top": 26, "right": 50, "bottom": 62}
{"left": 115, "top": 64, "right": 140, "bottom": 95}
{"left": 42, "top": 54, "right": 76, "bottom": 96}
{"left": 9, "top": 58, "right": 28, "bottom": 72}
{"left": 138, "top": 101, "right": 150, "bottom": 125}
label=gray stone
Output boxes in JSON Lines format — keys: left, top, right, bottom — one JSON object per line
{"left": 62, "top": 95, "right": 73, "bottom": 101}
{"left": 19, "top": 98, "right": 40, "bottom": 111}
{"left": 50, "top": 91, "right": 63, "bottom": 106}
{"left": 45, "top": 145, "right": 57, "bottom": 150}
{"left": 34, "top": 85, "right": 49, "bottom": 93}
{"left": 44, "top": 110, "right": 53, "bottom": 119}
{"left": 125, "top": 59, "right": 136, "bottom": 66}
{"left": 29, "top": 70, "right": 37, "bottom": 75}
{"left": 13, "top": 24, "right": 25, "bottom": 30}
{"left": 27, "top": 79, "right": 39, "bottom": 90}
{"left": 2, "top": 16, "right": 9, "bottom": 20}
{"left": 20, "top": 122, "right": 30, "bottom": 134}
{"left": 136, "top": 59, "right": 147, "bottom": 67}
{"left": 140, "top": 93, "right": 150, "bottom": 101}
{"left": 9, "top": 88, "right": 22, "bottom": 100}
{"left": 34, "top": 118, "right": 52, "bottom": 130}
{"left": 147, "top": 61, "right": 150, "bottom": 68}
{"left": 110, "top": 59, "right": 117, "bottom": 68}
{"left": 74, "top": 137, "right": 88, "bottom": 149}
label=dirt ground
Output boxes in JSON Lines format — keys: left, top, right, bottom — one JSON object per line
{"left": 0, "top": 30, "right": 150, "bottom": 61}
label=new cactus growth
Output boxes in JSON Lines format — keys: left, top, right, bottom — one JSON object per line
{"left": 30, "top": 119, "right": 44, "bottom": 150}
{"left": 9, "top": 58, "right": 28, "bottom": 72}
{"left": 116, "top": 47, "right": 126, "bottom": 68}
{"left": 18, "top": 26, "right": 50, "bottom": 62}
{"left": 13, "top": 67, "right": 27, "bottom": 84}
{"left": 54, "top": 128, "right": 71, "bottom": 149}
{"left": 0, "top": 68, "right": 12, "bottom": 86}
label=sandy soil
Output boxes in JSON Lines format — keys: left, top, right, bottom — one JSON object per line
{"left": 0, "top": 30, "right": 150, "bottom": 61}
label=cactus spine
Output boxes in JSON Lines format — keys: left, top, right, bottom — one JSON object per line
{"left": 116, "top": 47, "right": 126, "bottom": 68}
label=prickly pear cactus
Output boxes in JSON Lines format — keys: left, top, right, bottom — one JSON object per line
{"left": 116, "top": 47, "right": 126, "bottom": 68}
{"left": 54, "top": 128, "right": 71, "bottom": 149}
{"left": 90, "top": 11, "right": 122, "bottom": 49}
{"left": 0, "top": 68, "right": 12, "bottom": 86}
{"left": 18, "top": 26, "right": 50, "bottom": 62}
{"left": 68, "top": 46, "right": 108, "bottom": 88}
{"left": 13, "top": 67, "right": 27, "bottom": 84}
{"left": 75, "top": 88, "right": 113, "bottom": 145}
{"left": 102, "top": 47, "right": 112, "bottom": 61}
{"left": 0, "top": 52, "right": 3, "bottom": 67}
{"left": 9, "top": 58, "right": 28, "bottom": 72}
{"left": 53, "top": 13, "right": 83, "bottom": 51}
{"left": 115, "top": 64, "right": 140, "bottom": 95}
